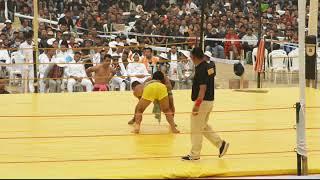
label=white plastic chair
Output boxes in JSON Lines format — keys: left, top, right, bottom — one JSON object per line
{"left": 288, "top": 48, "right": 299, "bottom": 84}
{"left": 9, "top": 51, "right": 25, "bottom": 87}
{"left": 268, "top": 50, "right": 289, "bottom": 84}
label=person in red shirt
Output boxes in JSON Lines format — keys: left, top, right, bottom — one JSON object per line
{"left": 224, "top": 27, "right": 242, "bottom": 59}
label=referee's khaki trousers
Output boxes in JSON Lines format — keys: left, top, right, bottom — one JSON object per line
{"left": 190, "top": 101, "right": 223, "bottom": 158}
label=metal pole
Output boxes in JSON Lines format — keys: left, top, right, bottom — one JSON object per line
{"left": 257, "top": 0, "right": 262, "bottom": 88}
{"left": 199, "top": 0, "right": 206, "bottom": 50}
{"left": 33, "top": 0, "right": 39, "bottom": 93}
{"left": 296, "top": 102, "right": 302, "bottom": 176}
{"left": 307, "top": 0, "right": 318, "bottom": 88}
{"left": 297, "top": 0, "right": 308, "bottom": 175}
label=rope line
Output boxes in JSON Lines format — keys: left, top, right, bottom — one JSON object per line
{"left": 0, "top": 107, "right": 295, "bottom": 118}
{"left": 0, "top": 42, "right": 190, "bottom": 51}
{"left": 1, "top": 149, "right": 320, "bottom": 164}
{"left": 0, "top": 150, "right": 298, "bottom": 164}
{"left": 0, "top": 127, "right": 304, "bottom": 140}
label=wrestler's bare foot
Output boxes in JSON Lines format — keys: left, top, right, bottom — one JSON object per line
{"left": 132, "top": 123, "right": 140, "bottom": 134}
{"left": 171, "top": 126, "right": 180, "bottom": 133}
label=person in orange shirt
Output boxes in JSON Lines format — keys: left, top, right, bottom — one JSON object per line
{"left": 141, "top": 47, "right": 159, "bottom": 73}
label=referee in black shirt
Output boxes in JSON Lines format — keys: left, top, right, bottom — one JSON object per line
{"left": 182, "top": 47, "right": 229, "bottom": 161}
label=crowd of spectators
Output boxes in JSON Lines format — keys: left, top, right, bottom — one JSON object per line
{"left": 0, "top": 0, "right": 317, "bottom": 94}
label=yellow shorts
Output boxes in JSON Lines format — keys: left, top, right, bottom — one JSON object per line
{"left": 142, "top": 82, "right": 168, "bottom": 102}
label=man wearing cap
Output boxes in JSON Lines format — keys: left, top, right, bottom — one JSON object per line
{"left": 2, "top": 20, "right": 15, "bottom": 39}
{"left": 182, "top": 47, "right": 229, "bottom": 161}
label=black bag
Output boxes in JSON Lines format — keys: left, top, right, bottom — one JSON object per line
{"left": 234, "top": 63, "right": 245, "bottom": 77}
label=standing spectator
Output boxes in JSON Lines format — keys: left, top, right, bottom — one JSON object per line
{"left": 167, "top": 45, "right": 179, "bottom": 88}
{"left": 19, "top": 31, "right": 34, "bottom": 93}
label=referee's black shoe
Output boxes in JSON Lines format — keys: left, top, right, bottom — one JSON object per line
{"left": 219, "top": 141, "right": 229, "bottom": 158}
{"left": 181, "top": 155, "right": 200, "bottom": 161}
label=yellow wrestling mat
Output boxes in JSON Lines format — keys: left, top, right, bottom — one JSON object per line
{"left": 0, "top": 88, "right": 319, "bottom": 178}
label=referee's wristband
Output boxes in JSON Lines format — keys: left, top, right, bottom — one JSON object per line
{"left": 195, "top": 99, "right": 203, "bottom": 107}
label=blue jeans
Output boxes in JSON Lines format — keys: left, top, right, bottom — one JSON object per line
{"left": 206, "top": 45, "right": 225, "bottom": 59}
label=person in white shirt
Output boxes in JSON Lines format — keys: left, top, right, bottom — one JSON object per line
{"left": 110, "top": 55, "right": 129, "bottom": 91}
{"left": 0, "top": 40, "right": 11, "bottom": 64}
{"left": 177, "top": 50, "right": 194, "bottom": 89}
{"left": 0, "top": 40, "right": 11, "bottom": 78}
{"left": 167, "top": 45, "right": 179, "bottom": 89}
{"left": 38, "top": 49, "right": 56, "bottom": 93}
{"left": 66, "top": 52, "right": 93, "bottom": 92}
{"left": 241, "top": 28, "right": 258, "bottom": 57}
{"left": 185, "top": 0, "right": 198, "bottom": 11}
{"left": 127, "top": 53, "right": 150, "bottom": 87}
{"left": 19, "top": 32, "right": 34, "bottom": 93}
{"left": 92, "top": 48, "right": 102, "bottom": 66}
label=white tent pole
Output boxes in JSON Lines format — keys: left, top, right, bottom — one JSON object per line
{"left": 297, "top": 0, "right": 307, "bottom": 176}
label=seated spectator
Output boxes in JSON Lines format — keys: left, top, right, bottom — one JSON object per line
{"left": 19, "top": 19, "right": 32, "bottom": 33}
{"left": 110, "top": 55, "right": 129, "bottom": 91}
{"left": 44, "top": 62, "right": 65, "bottom": 93}
{"left": 66, "top": 52, "right": 93, "bottom": 92}
{"left": 205, "top": 25, "right": 225, "bottom": 59}
{"left": 1, "top": 20, "right": 15, "bottom": 40}
{"left": 241, "top": 28, "right": 258, "bottom": 56}
{"left": 127, "top": 53, "right": 150, "bottom": 86}
{"left": 0, "top": 77, "right": 10, "bottom": 94}
{"left": 39, "top": 49, "right": 56, "bottom": 93}
{"left": 177, "top": 51, "right": 194, "bottom": 89}
{"left": 0, "top": 40, "right": 11, "bottom": 64}
{"left": 224, "top": 27, "right": 242, "bottom": 59}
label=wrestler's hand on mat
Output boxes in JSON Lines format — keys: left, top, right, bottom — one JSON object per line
{"left": 192, "top": 106, "right": 200, "bottom": 116}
